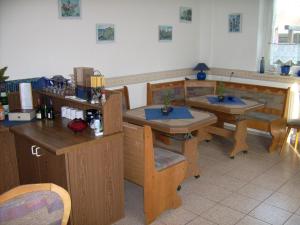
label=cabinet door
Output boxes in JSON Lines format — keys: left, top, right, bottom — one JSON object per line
{"left": 15, "top": 134, "right": 40, "bottom": 184}
{"left": 37, "top": 148, "right": 68, "bottom": 190}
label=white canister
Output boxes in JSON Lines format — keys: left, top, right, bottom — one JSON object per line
{"left": 65, "top": 107, "right": 71, "bottom": 119}
{"left": 61, "top": 106, "right": 68, "bottom": 118}
{"left": 70, "top": 108, "right": 76, "bottom": 120}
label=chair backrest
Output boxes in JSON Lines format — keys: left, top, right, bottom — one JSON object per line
{"left": 123, "top": 122, "right": 146, "bottom": 186}
{"left": 184, "top": 80, "right": 217, "bottom": 98}
{"left": 219, "top": 81, "right": 290, "bottom": 118}
{"left": 114, "top": 86, "right": 130, "bottom": 111}
{"left": 0, "top": 183, "right": 71, "bottom": 225}
{"left": 147, "top": 81, "right": 185, "bottom": 105}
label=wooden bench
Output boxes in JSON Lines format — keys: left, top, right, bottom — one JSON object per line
{"left": 147, "top": 80, "right": 291, "bottom": 152}
{"left": 123, "top": 123, "right": 187, "bottom": 224}
{"left": 220, "top": 81, "right": 290, "bottom": 152}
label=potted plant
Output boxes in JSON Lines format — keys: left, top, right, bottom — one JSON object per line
{"left": 217, "top": 81, "right": 225, "bottom": 102}
{"left": 0, "top": 67, "right": 9, "bottom": 92}
{"left": 161, "top": 91, "right": 173, "bottom": 115}
{"left": 274, "top": 60, "right": 296, "bottom": 76}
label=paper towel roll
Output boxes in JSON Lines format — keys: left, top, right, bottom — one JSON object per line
{"left": 19, "top": 83, "right": 33, "bottom": 109}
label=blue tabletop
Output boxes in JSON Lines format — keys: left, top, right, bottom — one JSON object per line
{"left": 145, "top": 107, "right": 194, "bottom": 120}
{"left": 206, "top": 96, "right": 246, "bottom": 105}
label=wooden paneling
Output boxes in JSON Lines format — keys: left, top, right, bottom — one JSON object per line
{"left": 0, "top": 127, "right": 19, "bottom": 194}
{"left": 38, "top": 149, "right": 68, "bottom": 190}
{"left": 67, "top": 133, "right": 124, "bottom": 225}
{"left": 14, "top": 134, "right": 40, "bottom": 184}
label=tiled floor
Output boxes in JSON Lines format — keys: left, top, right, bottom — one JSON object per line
{"left": 114, "top": 134, "right": 300, "bottom": 225}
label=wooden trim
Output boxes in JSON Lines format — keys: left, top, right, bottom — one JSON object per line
{"left": 0, "top": 183, "right": 71, "bottom": 225}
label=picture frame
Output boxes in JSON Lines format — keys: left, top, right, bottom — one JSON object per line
{"left": 229, "top": 13, "right": 242, "bottom": 33}
{"left": 159, "top": 25, "right": 173, "bottom": 42}
{"left": 58, "top": 0, "right": 81, "bottom": 18}
{"left": 180, "top": 7, "right": 192, "bottom": 23}
{"left": 96, "top": 24, "right": 115, "bottom": 43}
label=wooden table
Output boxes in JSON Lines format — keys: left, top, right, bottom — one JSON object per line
{"left": 123, "top": 105, "right": 217, "bottom": 178}
{"left": 186, "top": 95, "right": 264, "bottom": 158}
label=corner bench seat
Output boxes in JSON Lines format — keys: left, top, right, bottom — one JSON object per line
{"left": 147, "top": 80, "right": 290, "bottom": 152}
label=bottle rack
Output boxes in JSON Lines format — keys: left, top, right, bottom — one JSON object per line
{"left": 8, "top": 90, "right": 123, "bottom": 136}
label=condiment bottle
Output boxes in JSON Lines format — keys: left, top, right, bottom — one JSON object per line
{"left": 0, "top": 103, "right": 5, "bottom": 121}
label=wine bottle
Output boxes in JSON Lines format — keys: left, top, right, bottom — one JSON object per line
{"left": 0, "top": 92, "right": 9, "bottom": 115}
{"left": 43, "top": 102, "right": 48, "bottom": 119}
{"left": 36, "top": 98, "right": 43, "bottom": 120}
{"left": 47, "top": 99, "right": 54, "bottom": 120}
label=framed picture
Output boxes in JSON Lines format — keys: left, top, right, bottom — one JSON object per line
{"left": 96, "top": 24, "right": 115, "bottom": 43}
{"left": 159, "top": 25, "right": 173, "bottom": 42}
{"left": 229, "top": 13, "right": 242, "bottom": 32}
{"left": 180, "top": 7, "right": 192, "bottom": 23}
{"left": 58, "top": 0, "right": 81, "bottom": 18}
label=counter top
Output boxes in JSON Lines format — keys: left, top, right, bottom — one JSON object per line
{"left": 9, "top": 118, "right": 111, "bottom": 156}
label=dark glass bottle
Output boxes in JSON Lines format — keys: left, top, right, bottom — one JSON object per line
{"left": 47, "top": 99, "right": 54, "bottom": 120}
{"left": 260, "top": 57, "right": 265, "bottom": 74}
{"left": 43, "top": 102, "right": 48, "bottom": 119}
{"left": 36, "top": 98, "right": 43, "bottom": 120}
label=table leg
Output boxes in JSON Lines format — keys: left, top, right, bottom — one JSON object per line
{"left": 229, "top": 120, "right": 248, "bottom": 158}
{"left": 196, "top": 128, "right": 213, "bottom": 142}
{"left": 182, "top": 137, "right": 200, "bottom": 179}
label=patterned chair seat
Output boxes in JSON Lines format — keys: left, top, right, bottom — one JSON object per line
{"left": 0, "top": 191, "right": 64, "bottom": 225}
{"left": 246, "top": 111, "right": 280, "bottom": 122}
{"left": 154, "top": 147, "right": 186, "bottom": 171}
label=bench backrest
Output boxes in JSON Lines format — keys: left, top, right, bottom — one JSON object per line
{"left": 147, "top": 81, "right": 185, "bottom": 105}
{"left": 219, "top": 81, "right": 290, "bottom": 118}
{"left": 184, "top": 80, "right": 216, "bottom": 98}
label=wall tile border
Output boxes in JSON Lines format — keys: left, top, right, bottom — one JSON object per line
{"left": 106, "top": 67, "right": 300, "bottom": 87}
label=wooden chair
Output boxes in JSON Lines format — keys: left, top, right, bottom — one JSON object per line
{"left": 123, "top": 123, "right": 187, "bottom": 225}
{"left": 281, "top": 119, "right": 300, "bottom": 153}
{"left": 184, "top": 80, "right": 217, "bottom": 98}
{"left": 0, "top": 183, "right": 71, "bottom": 225}
{"left": 114, "top": 86, "right": 130, "bottom": 111}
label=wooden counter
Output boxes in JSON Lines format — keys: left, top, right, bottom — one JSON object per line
{"left": 9, "top": 118, "right": 124, "bottom": 225}
{"left": 4, "top": 90, "right": 124, "bottom": 225}
{"left": 10, "top": 118, "right": 106, "bottom": 155}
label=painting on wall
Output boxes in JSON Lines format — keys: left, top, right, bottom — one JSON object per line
{"left": 159, "top": 25, "right": 173, "bottom": 41}
{"left": 58, "top": 0, "right": 81, "bottom": 18}
{"left": 96, "top": 24, "right": 115, "bottom": 43}
{"left": 229, "top": 13, "right": 242, "bottom": 32}
{"left": 180, "top": 7, "right": 192, "bottom": 23}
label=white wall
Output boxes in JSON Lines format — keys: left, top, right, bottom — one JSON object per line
{"left": 0, "top": 0, "right": 200, "bottom": 80}
{"left": 207, "top": 0, "right": 262, "bottom": 71}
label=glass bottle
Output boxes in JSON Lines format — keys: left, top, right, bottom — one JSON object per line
{"left": 260, "top": 57, "right": 265, "bottom": 74}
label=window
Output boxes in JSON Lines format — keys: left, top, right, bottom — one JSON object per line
{"left": 270, "top": 0, "right": 300, "bottom": 68}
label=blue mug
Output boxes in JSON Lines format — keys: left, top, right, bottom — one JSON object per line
{"left": 297, "top": 70, "right": 300, "bottom": 77}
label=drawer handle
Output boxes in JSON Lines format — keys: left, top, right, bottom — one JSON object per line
{"left": 35, "top": 147, "right": 42, "bottom": 158}
{"left": 31, "top": 145, "right": 37, "bottom": 155}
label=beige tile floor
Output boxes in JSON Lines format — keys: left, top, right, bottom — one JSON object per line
{"left": 114, "top": 134, "right": 300, "bottom": 225}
